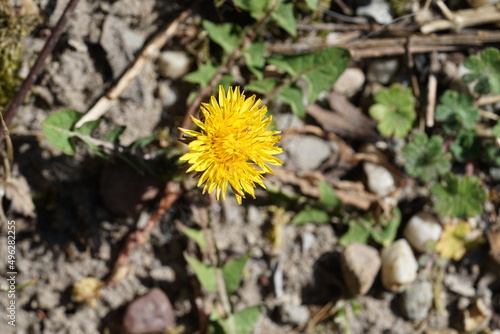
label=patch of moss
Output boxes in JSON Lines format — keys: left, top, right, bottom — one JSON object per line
{"left": 390, "top": 0, "right": 413, "bottom": 16}
{"left": 0, "top": 3, "right": 40, "bottom": 108}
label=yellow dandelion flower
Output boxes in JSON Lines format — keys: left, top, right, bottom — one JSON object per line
{"left": 179, "top": 86, "right": 283, "bottom": 204}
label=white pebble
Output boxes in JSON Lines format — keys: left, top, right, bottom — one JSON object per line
{"left": 363, "top": 162, "right": 396, "bottom": 197}
{"left": 158, "top": 51, "right": 191, "bottom": 79}
{"left": 381, "top": 239, "right": 418, "bottom": 291}
{"left": 404, "top": 212, "right": 442, "bottom": 253}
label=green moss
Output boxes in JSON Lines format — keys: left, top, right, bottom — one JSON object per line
{"left": 0, "top": 3, "right": 40, "bottom": 108}
{"left": 390, "top": 0, "right": 413, "bottom": 16}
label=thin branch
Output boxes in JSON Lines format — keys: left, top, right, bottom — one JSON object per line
{"left": 2, "top": 0, "right": 81, "bottom": 133}
{"left": 75, "top": 6, "right": 195, "bottom": 128}
{"left": 426, "top": 51, "right": 439, "bottom": 127}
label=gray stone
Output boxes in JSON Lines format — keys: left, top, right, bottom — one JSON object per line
{"left": 158, "top": 51, "right": 191, "bottom": 79}
{"left": 279, "top": 304, "right": 310, "bottom": 327}
{"left": 341, "top": 243, "right": 381, "bottom": 295}
{"left": 356, "top": 0, "right": 393, "bottom": 24}
{"left": 399, "top": 280, "right": 433, "bottom": 321}
{"left": 123, "top": 288, "right": 175, "bottom": 334}
{"left": 282, "top": 135, "right": 332, "bottom": 171}
{"left": 367, "top": 58, "right": 399, "bottom": 84}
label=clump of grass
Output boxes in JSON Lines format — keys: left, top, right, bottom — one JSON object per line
{"left": 0, "top": 3, "right": 40, "bottom": 108}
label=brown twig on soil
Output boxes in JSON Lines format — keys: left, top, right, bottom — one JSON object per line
{"left": 2, "top": 0, "right": 81, "bottom": 133}
{"left": 75, "top": 7, "right": 194, "bottom": 128}
{"left": 105, "top": 181, "right": 181, "bottom": 285}
{"left": 426, "top": 51, "right": 439, "bottom": 127}
{"left": 420, "top": 3, "right": 500, "bottom": 34}
{"left": 267, "top": 31, "right": 500, "bottom": 59}
{"left": 179, "top": 1, "right": 280, "bottom": 133}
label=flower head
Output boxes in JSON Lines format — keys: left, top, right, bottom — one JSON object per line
{"left": 179, "top": 86, "right": 283, "bottom": 204}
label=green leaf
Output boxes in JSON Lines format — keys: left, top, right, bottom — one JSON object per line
{"left": 402, "top": 133, "right": 452, "bottom": 182}
{"left": 184, "top": 254, "right": 217, "bottom": 292}
{"left": 243, "top": 41, "right": 266, "bottom": 79}
{"left": 232, "top": 0, "right": 269, "bottom": 20}
{"left": 463, "top": 48, "right": 500, "bottom": 95}
{"left": 246, "top": 78, "right": 278, "bottom": 95}
{"left": 370, "top": 207, "right": 401, "bottom": 247}
{"left": 185, "top": 61, "right": 218, "bottom": 86}
{"left": 493, "top": 120, "right": 500, "bottom": 138}
{"left": 42, "top": 109, "right": 83, "bottom": 155}
{"left": 368, "top": 84, "right": 416, "bottom": 138}
{"left": 102, "top": 126, "right": 126, "bottom": 143}
{"left": 435, "top": 221, "right": 484, "bottom": 261}
{"left": 435, "top": 90, "right": 479, "bottom": 134}
{"left": 431, "top": 174, "right": 487, "bottom": 219}
{"left": 178, "top": 224, "right": 207, "bottom": 253}
{"left": 202, "top": 21, "right": 242, "bottom": 55}
{"left": 318, "top": 180, "right": 340, "bottom": 210}
{"left": 450, "top": 129, "right": 481, "bottom": 163}
{"left": 482, "top": 140, "right": 500, "bottom": 166}
{"left": 292, "top": 207, "right": 330, "bottom": 225}
{"left": 304, "top": 0, "right": 318, "bottom": 10}
{"left": 277, "top": 85, "right": 305, "bottom": 118}
{"left": 271, "top": 2, "right": 297, "bottom": 37}
{"left": 216, "top": 306, "right": 261, "bottom": 334}
{"left": 222, "top": 253, "right": 250, "bottom": 294}
{"left": 268, "top": 47, "right": 350, "bottom": 103}
{"left": 339, "top": 220, "right": 371, "bottom": 246}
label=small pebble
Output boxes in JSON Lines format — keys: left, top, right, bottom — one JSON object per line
{"left": 381, "top": 239, "right": 418, "bottom": 292}
{"left": 279, "top": 304, "right": 310, "bottom": 327}
{"left": 399, "top": 280, "right": 433, "bottom": 321}
{"left": 282, "top": 135, "right": 332, "bottom": 171}
{"left": 333, "top": 67, "right": 365, "bottom": 97}
{"left": 341, "top": 243, "right": 381, "bottom": 296}
{"left": 356, "top": 0, "right": 393, "bottom": 24}
{"left": 367, "top": 58, "right": 399, "bottom": 84}
{"left": 404, "top": 212, "right": 442, "bottom": 253}
{"left": 363, "top": 162, "right": 396, "bottom": 197}
{"left": 158, "top": 51, "right": 191, "bottom": 79}
{"left": 123, "top": 288, "right": 175, "bottom": 334}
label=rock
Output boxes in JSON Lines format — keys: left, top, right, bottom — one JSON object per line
{"left": 367, "top": 58, "right": 399, "bottom": 84}
{"left": 158, "top": 81, "right": 178, "bottom": 108}
{"left": 274, "top": 112, "right": 304, "bottom": 132}
{"left": 279, "top": 304, "right": 310, "bottom": 327}
{"left": 464, "top": 298, "right": 492, "bottom": 332}
{"left": 404, "top": 212, "right": 442, "bottom": 253}
{"left": 333, "top": 68, "right": 365, "bottom": 97}
{"left": 356, "top": 0, "right": 393, "bottom": 24}
{"left": 381, "top": 239, "right": 418, "bottom": 291}
{"left": 158, "top": 51, "right": 191, "bottom": 79}
{"left": 363, "top": 162, "right": 396, "bottom": 197}
{"left": 123, "top": 288, "right": 175, "bottom": 334}
{"left": 282, "top": 135, "right": 333, "bottom": 171}
{"left": 444, "top": 274, "right": 475, "bottom": 297}
{"left": 341, "top": 243, "right": 381, "bottom": 296}
{"left": 399, "top": 280, "right": 433, "bottom": 321}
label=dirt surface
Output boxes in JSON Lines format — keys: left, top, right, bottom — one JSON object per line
{"left": 1, "top": 0, "right": 500, "bottom": 334}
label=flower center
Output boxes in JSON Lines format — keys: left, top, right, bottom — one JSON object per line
{"left": 210, "top": 129, "right": 250, "bottom": 164}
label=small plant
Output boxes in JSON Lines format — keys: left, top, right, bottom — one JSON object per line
{"left": 292, "top": 180, "right": 340, "bottom": 224}
{"left": 450, "top": 129, "right": 481, "bottom": 163}
{"left": 463, "top": 48, "right": 500, "bottom": 95}
{"left": 435, "top": 90, "right": 479, "bottom": 134}
{"left": 435, "top": 221, "right": 484, "bottom": 261}
{"left": 402, "top": 133, "right": 452, "bottom": 182}
{"left": 368, "top": 84, "right": 416, "bottom": 138}
{"left": 431, "top": 174, "right": 487, "bottom": 219}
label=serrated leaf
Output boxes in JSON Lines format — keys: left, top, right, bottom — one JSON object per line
{"left": 271, "top": 2, "right": 296, "bottom": 37}
{"left": 268, "top": 47, "right": 350, "bottom": 103}
{"left": 292, "top": 207, "right": 330, "bottom": 225}
{"left": 370, "top": 207, "right": 401, "bottom": 247}
{"left": 222, "top": 253, "right": 250, "bottom": 294}
{"left": 243, "top": 41, "right": 266, "bottom": 79}
{"left": 463, "top": 48, "right": 500, "bottom": 95}
{"left": 431, "top": 174, "right": 486, "bottom": 219}
{"left": 42, "top": 109, "right": 83, "bottom": 155}
{"left": 450, "top": 129, "right": 481, "bottom": 163}
{"left": 402, "top": 133, "right": 452, "bottom": 182}
{"left": 318, "top": 180, "right": 340, "bottom": 210}
{"left": 184, "top": 253, "right": 217, "bottom": 292}
{"left": 246, "top": 78, "right": 278, "bottom": 95}
{"left": 339, "top": 220, "right": 371, "bottom": 246}
{"left": 217, "top": 306, "right": 261, "bottom": 334}
{"left": 482, "top": 140, "right": 500, "bottom": 166}
{"left": 277, "top": 85, "right": 305, "bottom": 118}
{"left": 435, "top": 221, "right": 484, "bottom": 261}
{"left": 368, "top": 84, "right": 416, "bottom": 138}
{"left": 177, "top": 223, "right": 207, "bottom": 253}
{"left": 232, "top": 0, "right": 269, "bottom": 20}
{"left": 185, "top": 62, "right": 218, "bottom": 86}
{"left": 202, "top": 20, "right": 242, "bottom": 55}
{"left": 435, "top": 90, "right": 479, "bottom": 134}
